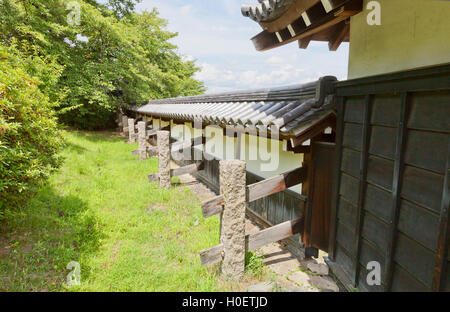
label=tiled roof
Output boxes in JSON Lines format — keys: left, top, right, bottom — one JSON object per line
{"left": 134, "top": 76, "right": 337, "bottom": 137}
{"left": 241, "top": 0, "right": 293, "bottom": 22}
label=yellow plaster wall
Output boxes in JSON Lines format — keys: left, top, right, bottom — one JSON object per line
{"left": 164, "top": 121, "right": 304, "bottom": 194}
{"left": 348, "top": 0, "right": 450, "bottom": 79}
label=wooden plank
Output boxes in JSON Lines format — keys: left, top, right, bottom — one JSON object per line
{"left": 328, "top": 21, "right": 349, "bottom": 51}
{"left": 342, "top": 122, "right": 363, "bottom": 151}
{"left": 251, "top": 0, "right": 361, "bottom": 51}
{"left": 200, "top": 217, "right": 304, "bottom": 267}
{"left": 146, "top": 129, "right": 157, "bottom": 138}
{"left": 328, "top": 97, "right": 345, "bottom": 260}
{"left": 149, "top": 163, "right": 205, "bottom": 183}
{"left": 337, "top": 197, "right": 357, "bottom": 230}
{"left": 336, "top": 221, "right": 357, "bottom": 256}
{"left": 246, "top": 217, "right": 304, "bottom": 251}
{"left": 171, "top": 136, "right": 205, "bottom": 153}
{"left": 339, "top": 172, "right": 360, "bottom": 206}
{"left": 298, "top": 36, "right": 312, "bottom": 49}
{"left": 203, "top": 166, "right": 307, "bottom": 218}
{"left": 358, "top": 239, "right": 386, "bottom": 284}
{"left": 364, "top": 184, "right": 393, "bottom": 223}
{"left": 247, "top": 166, "right": 308, "bottom": 202}
{"left": 309, "top": 142, "right": 336, "bottom": 252}
{"left": 336, "top": 66, "right": 450, "bottom": 97}
{"left": 202, "top": 195, "right": 225, "bottom": 218}
{"left": 361, "top": 213, "right": 389, "bottom": 253}
{"left": 385, "top": 92, "right": 410, "bottom": 291}
{"left": 200, "top": 243, "right": 224, "bottom": 267}
{"left": 344, "top": 96, "right": 365, "bottom": 123}
{"left": 369, "top": 126, "right": 397, "bottom": 160}
{"left": 404, "top": 130, "right": 448, "bottom": 174}
{"left": 401, "top": 165, "right": 445, "bottom": 214}
{"left": 286, "top": 142, "right": 311, "bottom": 154}
{"left": 341, "top": 147, "right": 360, "bottom": 177}
{"left": 408, "top": 91, "right": 450, "bottom": 133}
{"left": 147, "top": 125, "right": 170, "bottom": 138}
{"left": 391, "top": 264, "right": 430, "bottom": 292}
{"left": 290, "top": 113, "right": 337, "bottom": 147}
{"left": 367, "top": 155, "right": 394, "bottom": 191}
{"left": 171, "top": 162, "right": 204, "bottom": 177}
{"left": 432, "top": 139, "right": 450, "bottom": 291}
{"left": 352, "top": 95, "right": 371, "bottom": 286}
{"left": 398, "top": 200, "right": 440, "bottom": 252}
{"left": 371, "top": 95, "right": 401, "bottom": 127}
{"left": 394, "top": 233, "right": 435, "bottom": 289}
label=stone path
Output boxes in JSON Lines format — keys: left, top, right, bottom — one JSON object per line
{"left": 173, "top": 162, "right": 340, "bottom": 292}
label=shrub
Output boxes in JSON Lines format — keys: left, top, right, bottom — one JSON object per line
{"left": 0, "top": 45, "right": 64, "bottom": 213}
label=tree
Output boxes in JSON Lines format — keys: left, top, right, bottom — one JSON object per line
{"left": 0, "top": 44, "right": 64, "bottom": 213}
{"left": 0, "top": 0, "right": 205, "bottom": 129}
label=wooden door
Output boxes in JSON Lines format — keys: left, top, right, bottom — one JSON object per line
{"left": 308, "top": 141, "right": 336, "bottom": 252}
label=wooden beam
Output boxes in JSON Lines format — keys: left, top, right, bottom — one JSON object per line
{"left": 258, "top": 0, "right": 319, "bottom": 33}
{"left": 251, "top": 0, "right": 362, "bottom": 51}
{"left": 201, "top": 166, "right": 307, "bottom": 218}
{"left": 134, "top": 146, "right": 158, "bottom": 156}
{"left": 200, "top": 216, "right": 304, "bottom": 266}
{"left": 302, "top": 140, "right": 315, "bottom": 248}
{"left": 328, "top": 21, "right": 350, "bottom": 51}
{"left": 200, "top": 243, "right": 224, "bottom": 267}
{"left": 171, "top": 136, "right": 205, "bottom": 153}
{"left": 385, "top": 93, "right": 410, "bottom": 291}
{"left": 148, "top": 162, "right": 205, "bottom": 183}
{"left": 432, "top": 140, "right": 450, "bottom": 291}
{"left": 298, "top": 36, "right": 312, "bottom": 49}
{"left": 202, "top": 195, "right": 225, "bottom": 218}
{"left": 328, "top": 97, "right": 345, "bottom": 260}
{"left": 146, "top": 125, "right": 170, "bottom": 138}
{"left": 352, "top": 95, "right": 372, "bottom": 287}
{"left": 247, "top": 166, "right": 308, "bottom": 202}
{"left": 246, "top": 217, "right": 304, "bottom": 251}
{"left": 171, "top": 162, "right": 204, "bottom": 177}
{"left": 146, "top": 129, "right": 157, "bottom": 138}
{"left": 287, "top": 141, "right": 311, "bottom": 154}
{"left": 321, "top": 0, "right": 333, "bottom": 13}
{"left": 290, "top": 114, "right": 337, "bottom": 147}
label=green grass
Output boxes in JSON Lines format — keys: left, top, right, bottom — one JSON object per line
{"left": 0, "top": 130, "right": 230, "bottom": 291}
{"left": 245, "top": 252, "right": 265, "bottom": 278}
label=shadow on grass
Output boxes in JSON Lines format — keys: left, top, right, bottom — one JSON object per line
{"left": 64, "top": 142, "right": 88, "bottom": 155}
{"left": 70, "top": 130, "right": 124, "bottom": 144}
{"left": 0, "top": 186, "right": 104, "bottom": 292}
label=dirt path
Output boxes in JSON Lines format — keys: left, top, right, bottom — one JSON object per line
{"left": 174, "top": 162, "right": 340, "bottom": 292}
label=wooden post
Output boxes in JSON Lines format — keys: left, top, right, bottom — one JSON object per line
{"left": 157, "top": 131, "right": 171, "bottom": 189}
{"left": 122, "top": 115, "right": 129, "bottom": 137}
{"left": 137, "top": 121, "right": 147, "bottom": 160}
{"left": 128, "top": 118, "right": 136, "bottom": 143}
{"left": 220, "top": 160, "right": 246, "bottom": 280}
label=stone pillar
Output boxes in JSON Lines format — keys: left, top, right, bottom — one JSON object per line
{"left": 137, "top": 121, "right": 147, "bottom": 160}
{"left": 128, "top": 118, "right": 136, "bottom": 143}
{"left": 157, "top": 131, "right": 171, "bottom": 189}
{"left": 219, "top": 160, "right": 246, "bottom": 280}
{"left": 122, "top": 116, "right": 129, "bottom": 136}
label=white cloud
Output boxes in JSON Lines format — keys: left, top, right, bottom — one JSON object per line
{"left": 135, "top": 0, "right": 349, "bottom": 93}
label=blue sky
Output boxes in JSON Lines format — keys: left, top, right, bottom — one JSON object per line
{"left": 135, "top": 0, "right": 350, "bottom": 94}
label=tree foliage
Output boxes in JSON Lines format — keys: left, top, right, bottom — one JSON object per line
{"left": 0, "top": 0, "right": 205, "bottom": 129}
{"left": 0, "top": 45, "right": 64, "bottom": 213}
{"left": 0, "top": 0, "right": 204, "bottom": 212}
